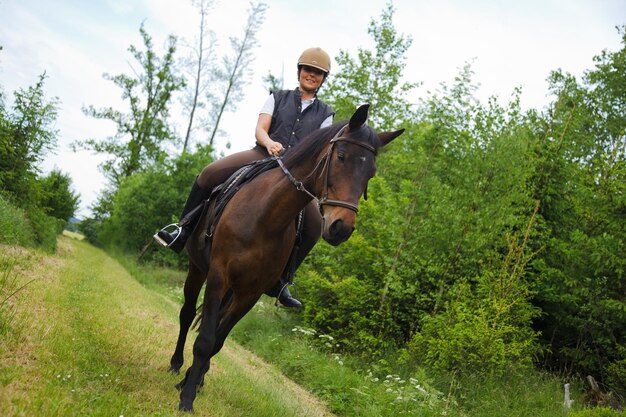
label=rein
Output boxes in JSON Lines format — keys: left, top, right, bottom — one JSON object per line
{"left": 277, "top": 125, "right": 377, "bottom": 214}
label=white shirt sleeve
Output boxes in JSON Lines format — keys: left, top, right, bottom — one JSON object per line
{"left": 320, "top": 114, "right": 333, "bottom": 128}
{"left": 259, "top": 94, "right": 275, "bottom": 115}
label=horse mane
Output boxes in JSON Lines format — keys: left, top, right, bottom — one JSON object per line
{"left": 282, "top": 120, "right": 381, "bottom": 168}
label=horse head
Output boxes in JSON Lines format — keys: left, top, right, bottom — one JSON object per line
{"left": 315, "top": 104, "right": 404, "bottom": 246}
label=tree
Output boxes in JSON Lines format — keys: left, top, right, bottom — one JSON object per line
{"left": 262, "top": 69, "right": 284, "bottom": 92}
{"left": 0, "top": 73, "right": 59, "bottom": 207}
{"left": 75, "top": 25, "right": 185, "bottom": 187}
{"left": 38, "top": 169, "right": 80, "bottom": 221}
{"left": 205, "top": 2, "right": 267, "bottom": 147}
{"left": 179, "top": 0, "right": 218, "bottom": 154}
{"left": 0, "top": 73, "right": 68, "bottom": 251}
{"left": 321, "top": 1, "right": 417, "bottom": 131}
{"left": 531, "top": 26, "right": 626, "bottom": 394}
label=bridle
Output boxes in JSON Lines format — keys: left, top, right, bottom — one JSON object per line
{"left": 277, "top": 125, "right": 377, "bottom": 214}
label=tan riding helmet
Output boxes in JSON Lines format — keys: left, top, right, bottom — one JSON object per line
{"left": 298, "top": 47, "right": 331, "bottom": 74}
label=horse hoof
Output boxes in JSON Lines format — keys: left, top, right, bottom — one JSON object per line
{"left": 178, "top": 403, "right": 193, "bottom": 412}
{"left": 175, "top": 379, "right": 185, "bottom": 391}
{"left": 168, "top": 366, "right": 180, "bottom": 375}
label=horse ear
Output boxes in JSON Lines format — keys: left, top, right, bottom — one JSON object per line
{"left": 349, "top": 104, "right": 370, "bottom": 130}
{"left": 378, "top": 129, "right": 405, "bottom": 146}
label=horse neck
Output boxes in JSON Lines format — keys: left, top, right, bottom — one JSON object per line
{"left": 257, "top": 143, "right": 330, "bottom": 225}
{"left": 284, "top": 141, "right": 331, "bottom": 195}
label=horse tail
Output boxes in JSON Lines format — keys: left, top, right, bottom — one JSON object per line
{"left": 191, "top": 288, "right": 234, "bottom": 331}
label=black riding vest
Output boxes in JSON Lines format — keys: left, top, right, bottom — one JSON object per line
{"left": 267, "top": 88, "right": 335, "bottom": 149}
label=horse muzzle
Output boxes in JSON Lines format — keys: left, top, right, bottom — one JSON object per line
{"left": 321, "top": 214, "right": 356, "bottom": 246}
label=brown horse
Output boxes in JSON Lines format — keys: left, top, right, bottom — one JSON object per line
{"left": 170, "top": 104, "right": 404, "bottom": 411}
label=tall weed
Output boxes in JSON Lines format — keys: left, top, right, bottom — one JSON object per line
{"left": 0, "top": 255, "right": 34, "bottom": 341}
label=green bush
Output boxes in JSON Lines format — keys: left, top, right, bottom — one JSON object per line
{"left": 0, "top": 194, "right": 62, "bottom": 252}
{"left": 0, "top": 194, "right": 35, "bottom": 246}
{"left": 95, "top": 149, "right": 211, "bottom": 269}
{"left": 301, "top": 269, "right": 394, "bottom": 356}
{"left": 402, "top": 223, "right": 542, "bottom": 376}
{"left": 77, "top": 217, "right": 102, "bottom": 246}
{"left": 605, "top": 346, "right": 626, "bottom": 399}
{"left": 25, "top": 207, "right": 58, "bottom": 253}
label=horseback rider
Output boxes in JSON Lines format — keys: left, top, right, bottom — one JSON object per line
{"left": 155, "top": 47, "right": 334, "bottom": 308}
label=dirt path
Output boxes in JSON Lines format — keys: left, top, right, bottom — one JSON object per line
{"left": 0, "top": 237, "right": 334, "bottom": 416}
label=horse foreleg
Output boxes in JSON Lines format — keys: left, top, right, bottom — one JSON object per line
{"left": 178, "top": 277, "right": 225, "bottom": 412}
{"left": 188, "top": 293, "right": 259, "bottom": 395}
{"left": 169, "top": 262, "right": 204, "bottom": 374}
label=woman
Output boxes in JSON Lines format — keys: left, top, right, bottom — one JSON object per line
{"left": 155, "top": 47, "right": 334, "bottom": 308}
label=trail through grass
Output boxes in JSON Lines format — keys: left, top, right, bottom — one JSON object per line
{"left": 0, "top": 237, "right": 333, "bottom": 416}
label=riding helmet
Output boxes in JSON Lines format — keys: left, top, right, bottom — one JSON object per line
{"left": 298, "top": 47, "right": 331, "bottom": 74}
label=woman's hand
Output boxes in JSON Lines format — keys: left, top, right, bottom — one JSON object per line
{"left": 255, "top": 113, "right": 283, "bottom": 156}
{"left": 265, "top": 140, "right": 284, "bottom": 157}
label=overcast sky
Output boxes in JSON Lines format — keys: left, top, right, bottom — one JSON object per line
{"left": 1, "top": 0, "right": 624, "bottom": 217}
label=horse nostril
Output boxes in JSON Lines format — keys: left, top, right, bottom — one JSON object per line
{"left": 330, "top": 219, "right": 342, "bottom": 235}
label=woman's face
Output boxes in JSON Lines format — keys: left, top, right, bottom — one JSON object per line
{"left": 298, "top": 65, "right": 326, "bottom": 93}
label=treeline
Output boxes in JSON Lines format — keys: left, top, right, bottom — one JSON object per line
{"left": 300, "top": 7, "right": 625, "bottom": 400}
{"left": 0, "top": 74, "right": 79, "bottom": 252}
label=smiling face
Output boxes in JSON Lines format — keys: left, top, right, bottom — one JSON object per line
{"left": 298, "top": 65, "right": 326, "bottom": 94}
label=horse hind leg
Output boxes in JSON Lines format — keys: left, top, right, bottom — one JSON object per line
{"left": 177, "top": 289, "right": 258, "bottom": 412}
{"left": 177, "top": 274, "right": 227, "bottom": 412}
{"left": 169, "top": 261, "right": 205, "bottom": 374}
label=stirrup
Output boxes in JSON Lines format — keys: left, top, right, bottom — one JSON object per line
{"left": 275, "top": 281, "right": 300, "bottom": 308}
{"left": 153, "top": 223, "right": 182, "bottom": 248}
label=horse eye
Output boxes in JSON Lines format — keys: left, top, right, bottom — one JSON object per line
{"left": 337, "top": 152, "right": 345, "bottom": 162}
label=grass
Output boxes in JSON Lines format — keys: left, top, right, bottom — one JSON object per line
{"left": 94, "top": 243, "right": 623, "bottom": 417}
{"left": 1, "top": 236, "right": 621, "bottom": 416}
{"left": 61, "top": 230, "right": 85, "bottom": 241}
{"left": 0, "top": 237, "right": 333, "bottom": 416}
{"left": 229, "top": 300, "right": 584, "bottom": 417}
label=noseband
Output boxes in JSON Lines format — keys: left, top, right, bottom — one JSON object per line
{"left": 277, "top": 125, "right": 377, "bottom": 214}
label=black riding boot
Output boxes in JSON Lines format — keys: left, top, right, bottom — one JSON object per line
{"left": 265, "top": 279, "right": 303, "bottom": 308}
{"left": 154, "top": 180, "right": 211, "bottom": 253}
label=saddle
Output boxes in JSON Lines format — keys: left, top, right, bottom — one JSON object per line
{"left": 194, "top": 157, "right": 305, "bottom": 281}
